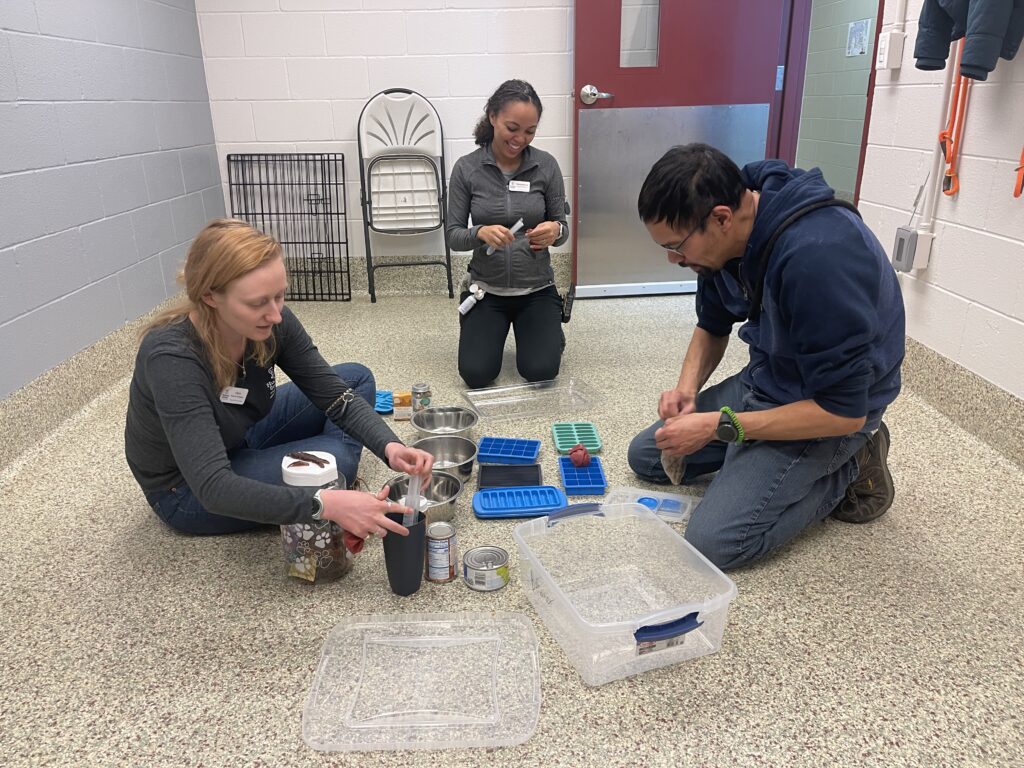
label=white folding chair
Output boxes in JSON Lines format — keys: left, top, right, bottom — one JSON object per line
{"left": 357, "top": 88, "right": 453, "bottom": 302}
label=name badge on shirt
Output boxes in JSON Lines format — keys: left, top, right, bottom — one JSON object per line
{"left": 219, "top": 386, "right": 248, "bottom": 405}
{"left": 508, "top": 180, "right": 530, "bottom": 193}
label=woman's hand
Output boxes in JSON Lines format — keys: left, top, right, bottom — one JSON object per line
{"left": 477, "top": 224, "right": 515, "bottom": 250}
{"left": 320, "top": 486, "right": 410, "bottom": 539}
{"left": 384, "top": 442, "right": 434, "bottom": 482}
{"left": 526, "top": 221, "right": 561, "bottom": 250}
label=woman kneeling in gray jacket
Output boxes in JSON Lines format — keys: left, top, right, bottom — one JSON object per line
{"left": 446, "top": 79, "right": 569, "bottom": 388}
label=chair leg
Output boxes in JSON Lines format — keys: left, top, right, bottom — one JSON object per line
{"left": 362, "top": 214, "right": 376, "bottom": 303}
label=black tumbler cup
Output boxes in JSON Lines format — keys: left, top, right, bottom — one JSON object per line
{"left": 382, "top": 511, "right": 426, "bottom": 596}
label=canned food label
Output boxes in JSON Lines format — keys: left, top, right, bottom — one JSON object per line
{"left": 466, "top": 563, "right": 509, "bottom": 591}
{"left": 427, "top": 534, "right": 457, "bottom": 582}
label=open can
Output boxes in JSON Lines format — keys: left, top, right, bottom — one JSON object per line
{"left": 463, "top": 546, "right": 510, "bottom": 591}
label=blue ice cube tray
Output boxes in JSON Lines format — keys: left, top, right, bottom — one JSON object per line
{"left": 557, "top": 455, "right": 608, "bottom": 496}
{"left": 374, "top": 390, "right": 393, "bottom": 414}
{"left": 472, "top": 486, "right": 568, "bottom": 519}
{"left": 477, "top": 437, "right": 541, "bottom": 465}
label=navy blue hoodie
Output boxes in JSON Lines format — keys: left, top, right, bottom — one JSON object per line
{"left": 696, "top": 161, "right": 905, "bottom": 420}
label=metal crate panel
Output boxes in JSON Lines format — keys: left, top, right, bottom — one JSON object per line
{"left": 228, "top": 153, "right": 351, "bottom": 302}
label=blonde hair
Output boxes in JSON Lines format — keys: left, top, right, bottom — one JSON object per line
{"left": 143, "top": 219, "right": 283, "bottom": 392}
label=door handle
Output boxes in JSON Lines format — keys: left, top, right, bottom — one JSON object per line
{"left": 579, "top": 84, "right": 614, "bottom": 105}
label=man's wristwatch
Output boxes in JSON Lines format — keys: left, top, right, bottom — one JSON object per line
{"left": 716, "top": 406, "right": 745, "bottom": 444}
{"left": 311, "top": 489, "right": 326, "bottom": 521}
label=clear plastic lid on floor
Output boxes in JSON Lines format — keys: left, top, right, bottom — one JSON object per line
{"left": 461, "top": 377, "right": 599, "bottom": 421}
{"left": 302, "top": 612, "right": 541, "bottom": 752}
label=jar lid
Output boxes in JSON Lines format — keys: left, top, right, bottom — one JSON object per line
{"left": 281, "top": 450, "right": 338, "bottom": 487}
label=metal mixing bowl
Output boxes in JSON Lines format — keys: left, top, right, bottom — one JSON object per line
{"left": 410, "top": 405, "right": 478, "bottom": 439}
{"left": 386, "top": 470, "right": 463, "bottom": 524}
{"left": 411, "top": 435, "right": 477, "bottom": 482}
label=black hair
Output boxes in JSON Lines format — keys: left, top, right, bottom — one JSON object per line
{"left": 637, "top": 143, "right": 747, "bottom": 230}
{"left": 473, "top": 79, "right": 543, "bottom": 146}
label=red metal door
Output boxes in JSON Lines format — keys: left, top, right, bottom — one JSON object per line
{"left": 573, "top": 0, "right": 802, "bottom": 292}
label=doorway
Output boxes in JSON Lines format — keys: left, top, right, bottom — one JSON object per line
{"left": 572, "top": 1, "right": 821, "bottom": 297}
{"left": 793, "top": 0, "right": 882, "bottom": 203}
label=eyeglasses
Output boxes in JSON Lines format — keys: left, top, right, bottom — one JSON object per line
{"left": 662, "top": 213, "right": 710, "bottom": 256}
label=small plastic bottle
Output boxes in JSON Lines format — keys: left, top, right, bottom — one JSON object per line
{"left": 280, "top": 451, "right": 353, "bottom": 583}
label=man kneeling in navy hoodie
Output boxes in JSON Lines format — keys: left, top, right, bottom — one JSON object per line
{"left": 627, "top": 143, "right": 905, "bottom": 570}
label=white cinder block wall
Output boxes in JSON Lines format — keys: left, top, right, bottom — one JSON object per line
{"left": 0, "top": 0, "right": 225, "bottom": 399}
{"left": 861, "top": 0, "right": 1024, "bottom": 398}
{"left": 195, "top": 0, "right": 573, "bottom": 275}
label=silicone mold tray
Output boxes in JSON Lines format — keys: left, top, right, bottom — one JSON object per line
{"left": 478, "top": 464, "right": 543, "bottom": 489}
{"left": 557, "top": 456, "right": 608, "bottom": 496}
{"left": 551, "top": 422, "right": 602, "bottom": 454}
{"left": 473, "top": 486, "right": 568, "bottom": 519}
{"left": 477, "top": 437, "right": 541, "bottom": 465}
{"left": 374, "top": 390, "right": 393, "bottom": 414}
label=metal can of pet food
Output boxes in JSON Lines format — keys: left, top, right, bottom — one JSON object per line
{"left": 411, "top": 382, "right": 432, "bottom": 413}
{"left": 463, "top": 546, "right": 510, "bottom": 591}
{"left": 425, "top": 521, "right": 458, "bottom": 583}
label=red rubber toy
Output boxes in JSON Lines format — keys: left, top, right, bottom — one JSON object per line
{"left": 568, "top": 443, "right": 591, "bottom": 468}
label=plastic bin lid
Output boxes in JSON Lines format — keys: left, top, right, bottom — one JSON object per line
{"left": 302, "top": 612, "right": 541, "bottom": 752}
{"left": 513, "top": 503, "right": 737, "bottom": 633}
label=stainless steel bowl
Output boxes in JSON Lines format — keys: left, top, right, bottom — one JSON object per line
{"left": 411, "top": 435, "right": 477, "bottom": 482}
{"left": 410, "top": 405, "right": 479, "bottom": 439}
{"left": 386, "top": 470, "right": 463, "bottom": 524}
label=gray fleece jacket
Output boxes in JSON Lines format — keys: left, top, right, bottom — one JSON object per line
{"left": 125, "top": 306, "right": 401, "bottom": 525}
{"left": 446, "top": 144, "right": 569, "bottom": 291}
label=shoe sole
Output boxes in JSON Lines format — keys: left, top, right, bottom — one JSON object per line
{"left": 833, "top": 422, "right": 895, "bottom": 524}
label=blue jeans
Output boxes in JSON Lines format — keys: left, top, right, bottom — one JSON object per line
{"left": 145, "top": 363, "right": 375, "bottom": 535}
{"left": 627, "top": 373, "right": 878, "bottom": 570}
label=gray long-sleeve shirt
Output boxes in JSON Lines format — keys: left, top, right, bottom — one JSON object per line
{"left": 446, "top": 143, "right": 569, "bottom": 291}
{"left": 124, "top": 306, "right": 401, "bottom": 525}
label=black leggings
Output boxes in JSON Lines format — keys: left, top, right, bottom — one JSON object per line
{"left": 458, "top": 285, "right": 564, "bottom": 389}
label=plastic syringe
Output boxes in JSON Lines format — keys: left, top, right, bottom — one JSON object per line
{"left": 402, "top": 474, "right": 421, "bottom": 527}
{"left": 486, "top": 218, "right": 524, "bottom": 255}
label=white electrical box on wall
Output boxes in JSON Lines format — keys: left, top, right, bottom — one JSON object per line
{"left": 876, "top": 30, "right": 906, "bottom": 70}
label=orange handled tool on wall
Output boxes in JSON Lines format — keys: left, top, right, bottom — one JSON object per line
{"left": 938, "top": 40, "right": 972, "bottom": 197}
{"left": 1015, "top": 144, "right": 1024, "bottom": 199}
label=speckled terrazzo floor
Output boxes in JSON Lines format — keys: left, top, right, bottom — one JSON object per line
{"left": 2, "top": 293, "right": 1022, "bottom": 767}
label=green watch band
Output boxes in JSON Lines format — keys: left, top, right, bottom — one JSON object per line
{"left": 720, "top": 406, "right": 745, "bottom": 444}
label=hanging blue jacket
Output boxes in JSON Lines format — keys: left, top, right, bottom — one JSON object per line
{"left": 914, "top": 0, "right": 1024, "bottom": 80}
{"left": 695, "top": 161, "right": 905, "bottom": 421}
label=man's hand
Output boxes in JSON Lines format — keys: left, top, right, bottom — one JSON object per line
{"left": 655, "top": 411, "right": 718, "bottom": 456}
{"left": 658, "top": 388, "right": 698, "bottom": 421}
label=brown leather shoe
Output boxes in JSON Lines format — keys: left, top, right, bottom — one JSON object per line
{"left": 831, "top": 422, "right": 895, "bottom": 523}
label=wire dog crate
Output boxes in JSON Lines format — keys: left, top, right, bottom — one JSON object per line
{"left": 227, "top": 153, "right": 351, "bottom": 301}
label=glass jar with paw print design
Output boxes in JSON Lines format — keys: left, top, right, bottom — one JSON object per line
{"left": 280, "top": 450, "right": 353, "bottom": 583}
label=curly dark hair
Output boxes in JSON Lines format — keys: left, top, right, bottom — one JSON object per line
{"left": 473, "top": 79, "right": 543, "bottom": 146}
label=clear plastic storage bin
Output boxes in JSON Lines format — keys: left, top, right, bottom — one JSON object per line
{"left": 302, "top": 612, "right": 540, "bottom": 752}
{"left": 461, "top": 377, "right": 598, "bottom": 421}
{"left": 513, "top": 503, "right": 737, "bottom": 686}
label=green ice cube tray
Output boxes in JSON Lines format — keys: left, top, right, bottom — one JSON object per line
{"left": 551, "top": 422, "right": 602, "bottom": 454}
